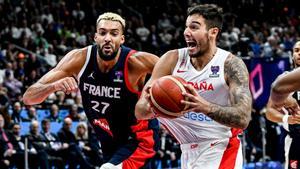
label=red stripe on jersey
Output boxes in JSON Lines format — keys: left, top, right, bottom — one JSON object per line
{"left": 124, "top": 50, "right": 142, "bottom": 97}
{"left": 231, "top": 128, "right": 242, "bottom": 137}
{"left": 219, "top": 128, "right": 241, "bottom": 169}
{"left": 122, "top": 120, "right": 156, "bottom": 169}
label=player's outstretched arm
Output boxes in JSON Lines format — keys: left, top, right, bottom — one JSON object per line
{"left": 209, "top": 54, "right": 252, "bottom": 129}
{"left": 23, "top": 49, "right": 85, "bottom": 105}
{"left": 270, "top": 68, "right": 300, "bottom": 106}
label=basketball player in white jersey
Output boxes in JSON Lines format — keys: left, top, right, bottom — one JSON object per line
{"left": 135, "top": 4, "right": 252, "bottom": 169}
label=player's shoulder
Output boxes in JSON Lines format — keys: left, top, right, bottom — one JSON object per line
{"left": 223, "top": 52, "right": 249, "bottom": 82}
{"left": 224, "top": 52, "right": 246, "bottom": 68}
{"left": 66, "top": 46, "right": 89, "bottom": 58}
{"left": 160, "top": 49, "right": 179, "bottom": 61}
{"left": 55, "top": 46, "right": 90, "bottom": 74}
{"left": 127, "top": 49, "right": 159, "bottom": 67}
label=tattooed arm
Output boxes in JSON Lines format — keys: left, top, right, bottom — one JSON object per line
{"left": 182, "top": 54, "right": 252, "bottom": 129}
{"left": 210, "top": 54, "right": 252, "bottom": 129}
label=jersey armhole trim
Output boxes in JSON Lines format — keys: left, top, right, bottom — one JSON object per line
{"left": 77, "top": 45, "right": 92, "bottom": 84}
{"left": 124, "top": 50, "right": 141, "bottom": 96}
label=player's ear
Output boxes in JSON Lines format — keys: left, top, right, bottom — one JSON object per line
{"left": 209, "top": 27, "right": 219, "bottom": 37}
{"left": 94, "top": 33, "right": 97, "bottom": 42}
{"left": 120, "top": 35, "right": 125, "bottom": 45}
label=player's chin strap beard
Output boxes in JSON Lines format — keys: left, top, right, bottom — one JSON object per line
{"left": 97, "top": 46, "right": 119, "bottom": 61}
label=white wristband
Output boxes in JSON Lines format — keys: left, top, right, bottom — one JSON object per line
{"left": 282, "top": 114, "right": 289, "bottom": 125}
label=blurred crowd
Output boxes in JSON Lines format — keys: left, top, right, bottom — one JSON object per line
{"left": 0, "top": 0, "right": 300, "bottom": 168}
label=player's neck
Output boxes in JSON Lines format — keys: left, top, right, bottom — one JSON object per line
{"left": 191, "top": 47, "right": 217, "bottom": 71}
{"left": 97, "top": 51, "right": 121, "bottom": 73}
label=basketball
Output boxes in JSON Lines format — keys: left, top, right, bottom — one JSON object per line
{"left": 150, "top": 75, "right": 190, "bottom": 118}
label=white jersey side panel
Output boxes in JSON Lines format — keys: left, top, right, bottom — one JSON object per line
{"left": 158, "top": 47, "right": 237, "bottom": 144}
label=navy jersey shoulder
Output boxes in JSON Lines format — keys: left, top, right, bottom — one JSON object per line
{"left": 289, "top": 92, "right": 300, "bottom": 138}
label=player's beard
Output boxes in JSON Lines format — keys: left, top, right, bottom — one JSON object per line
{"left": 189, "top": 34, "right": 210, "bottom": 58}
{"left": 97, "top": 44, "right": 119, "bottom": 61}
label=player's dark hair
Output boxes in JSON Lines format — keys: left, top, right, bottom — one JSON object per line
{"left": 187, "top": 4, "right": 223, "bottom": 31}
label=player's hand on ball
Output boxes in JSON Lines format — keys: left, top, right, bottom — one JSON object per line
{"left": 181, "top": 83, "right": 211, "bottom": 114}
{"left": 53, "top": 77, "right": 78, "bottom": 94}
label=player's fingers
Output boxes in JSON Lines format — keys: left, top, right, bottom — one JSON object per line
{"left": 181, "top": 99, "right": 197, "bottom": 107}
{"left": 145, "top": 94, "right": 152, "bottom": 102}
{"left": 291, "top": 117, "right": 300, "bottom": 124}
{"left": 145, "top": 85, "right": 151, "bottom": 94}
{"left": 182, "top": 91, "right": 198, "bottom": 102}
{"left": 65, "top": 77, "right": 77, "bottom": 91}
{"left": 62, "top": 80, "right": 72, "bottom": 94}
{"left": 183, "top": 84, "right": 197, "bottom": 96}
{"left": 68, "top": 77, "right": 78, "bottom": 91}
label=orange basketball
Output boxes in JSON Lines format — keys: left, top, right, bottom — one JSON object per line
{"left": 150, "top": 75, "right": 190, "bottom": 118}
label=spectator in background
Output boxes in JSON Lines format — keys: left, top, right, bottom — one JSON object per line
{"left": 67, "top": 104, "right": 84, "bottom": 121}
{"left": 6, "top": 123, "right": 24, "bottom": 168}
{"left": 136, "top": 19, "right": 150, "bottom": 43}
{"left": 26, "top": 106, "right": 38, "bottom": 122}
{"left": 8, "top": 123, "right": 39, "bottom": 169}
{"left": 47, "top": 103, "right": 63, "bottom": 123}
{"left": 0, "top": 114, "right": 14, "bottom": 169}
{"left": 0, "top": 86, "right": 10, "bottom": 109}
{"left": 24, "top": 54, "right": 42, "bottom": 77}
{"left": 11, "top": 102, "right": 25, "bottom": 123}
{"left": 0, "top": 107, "right": 11, "bottom": 129}
{"left": 40, "top": 119, "right": 65, "bottom": 169}
{"left": 147, "top": 24, "right": 162, "bottom": 54}
{"left": 55, "top": 91, "right": 68, "bottom": 109}
{"left": 155, "top": 126, "right": 180, "bottom": 169}
{"left": 23, "top": 69, "right": 39, "bottom": 91}
{"left": 57, "top": 117, "right": 93, "bottom": 169}
{"left": 262, "top": 36, "right": 280, "bottom": 58}
{"left": 26, "top": 120, "right": 50, "bottom": 169}
{"left": 75, "top": 122, "right": 103, "bottom": 167}
{"left": 44, "top": 45, "right": 57, "bottom": 68}
{"left": 3, "top": 70, "right": 23, "bottom": 98}
{"left": 249, "top": 35, "right": 263, "bottom": 57}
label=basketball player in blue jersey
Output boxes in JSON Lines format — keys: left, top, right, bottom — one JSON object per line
{"left": 266, "top": 41, "right": 300, "bottom": 169}
{"left": 23, "top": 12, "right": 160, "bottom": 169}
{"left": 136, "top": 4, "right": 252, "bottom": 169}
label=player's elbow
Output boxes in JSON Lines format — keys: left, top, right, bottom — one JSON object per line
{"left": 22, "top": 93, "right": 39, "bottom": 105}
{"left": 22, "top": 99, "right": 31, "bottom": 105}
{"left": 271, "top": 83, "right": 282, "bottom": 95}
{"left": 22, "top": 95, "right": 33, "bottom": 105}
{"left": 240, "top": 119, "right": 250, "bottom": 130}
{"left": 239, "top": 113, "right": 251, "bottom": 130}
{"left": 271, "top": 78, "right": 289, "bottom": 96}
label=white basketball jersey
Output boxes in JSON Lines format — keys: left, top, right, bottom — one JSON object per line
{"left": 158, "top": 47, "right": 242, "bottom": 144}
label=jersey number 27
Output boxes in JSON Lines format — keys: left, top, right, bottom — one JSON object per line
{"left": 91, "top": 101, "right": 110, "bottom": 114}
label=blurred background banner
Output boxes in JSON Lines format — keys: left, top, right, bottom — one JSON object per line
{"left": 244, "top": 57, "right": 291, "bottom": 110}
